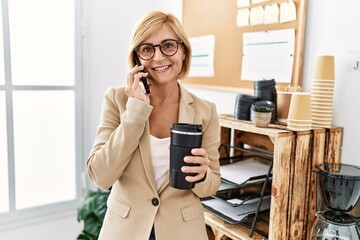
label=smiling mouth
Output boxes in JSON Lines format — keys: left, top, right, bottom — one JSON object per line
{"left": 152, "top": 65, "right": 170, "bottom": 71}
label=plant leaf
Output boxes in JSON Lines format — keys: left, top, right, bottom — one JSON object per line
{"left": 77, "top": 188, "right": 110, "bottom": 239}
{"left": 77, "top": 231, "right": 95, "bottom": 240}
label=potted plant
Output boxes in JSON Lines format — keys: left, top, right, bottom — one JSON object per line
{"left": 251, "top": 101, "right": 274, "bottom": 127}
{"left": 77, "top": 188, "right": 111, "bottom": 240}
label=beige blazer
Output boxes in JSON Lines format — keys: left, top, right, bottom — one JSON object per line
{"left": 87, "top": 84, "right": 221, "bottom": 240}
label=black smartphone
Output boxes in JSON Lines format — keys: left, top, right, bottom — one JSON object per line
{"left": 133, "top": 53, "right": 150, "bottom": 94}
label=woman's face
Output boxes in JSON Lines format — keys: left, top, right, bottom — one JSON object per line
{"left": 140, "top": 24, "right": 185, "bottom": 85}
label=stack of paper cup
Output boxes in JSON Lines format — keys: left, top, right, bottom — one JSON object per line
{"left": 311, "top": 56, "right": 335, "bottom": 128}
{"left": 277, "top": 91, "right": 292, "bottom": 123}
{"left": 287, "top": 92, "right": 312, "bottom": 131}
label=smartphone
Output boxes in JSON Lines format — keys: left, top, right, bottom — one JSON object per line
{"left": 133, "top": 53, "right": 150, "bottom": 94}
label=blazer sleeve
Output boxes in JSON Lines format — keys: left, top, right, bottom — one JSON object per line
{"left": 192, "top": 102, "right": 221, "bottom": 198}
{"left": 86, "top": 87, "right": 153, "bottom": 189}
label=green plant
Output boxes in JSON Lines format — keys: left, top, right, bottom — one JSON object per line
{"left": 77, "top": 188, "right": 111, "bottom": 240}
{"left": 251, "top": 104, "right": 274, "bottom": 112}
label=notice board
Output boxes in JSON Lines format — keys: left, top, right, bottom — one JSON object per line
{"left": 182, "top": 0, "right": 307, "bottom": 90}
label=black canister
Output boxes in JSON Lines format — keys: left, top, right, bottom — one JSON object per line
{"left": 314, "top": 163, "right": 360, "bottom": 212}
{"left": 254, "top": 79, "right": 277, "bottom": 122}
{"left": 170, "top": 123, "right": 203, "bottom": 189}
{"left": 234, "top": 94, "right": 258, "bottom": 120}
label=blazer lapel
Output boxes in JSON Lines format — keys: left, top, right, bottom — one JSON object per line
{"left": 178, "top": 83, "right": 195, "bottom": 123}
{"left": 138, "top": 122, "right": 159, "bottom": 194}
{"left": 159, "top": 83, "right": 195, "bottom": 193}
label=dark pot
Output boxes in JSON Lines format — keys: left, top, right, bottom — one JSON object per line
{"left": 234, "top": 94, "right": 258, "bottom": 120}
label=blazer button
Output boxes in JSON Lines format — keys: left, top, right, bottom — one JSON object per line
{"left": 151, "top": 198, "right": 159, "bottom": 206}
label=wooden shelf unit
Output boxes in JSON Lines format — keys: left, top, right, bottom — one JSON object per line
{"left": 205, "top": 114, "right": 343, "bottom": 240}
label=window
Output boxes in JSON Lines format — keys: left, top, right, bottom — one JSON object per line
{"left": 0, "top": 2, "right": 9, "bottom": 214}
{"left": 0, "top": 0, "right": 82, "bottom": 225}
{"left": 0, "top": 93, "right": 8, "bottom": 213}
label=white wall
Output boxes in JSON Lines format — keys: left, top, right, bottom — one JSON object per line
{"left": 303, "top": 0, "right": 360, "bottom": 165}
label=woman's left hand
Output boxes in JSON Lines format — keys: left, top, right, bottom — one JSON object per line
{"left": 181, "top": 148, "right": 210, "bottom": 182}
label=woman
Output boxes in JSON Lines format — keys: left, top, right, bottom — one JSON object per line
{"left": 86, "top": 11, "right": 221, "bottom": 240}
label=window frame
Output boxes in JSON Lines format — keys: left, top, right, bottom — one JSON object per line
{"left": 0, "top": 0, "right": 84, "bottom": 229}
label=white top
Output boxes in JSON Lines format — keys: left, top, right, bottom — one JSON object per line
{"left": 150, "top": 135, "right": 170, "bottom": 190}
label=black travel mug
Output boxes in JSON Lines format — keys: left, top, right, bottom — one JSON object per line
{"left": 169, "top": 123, "right": 203, "bottom": 189}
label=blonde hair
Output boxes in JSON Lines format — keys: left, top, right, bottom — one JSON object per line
{"left": 127, "top": 11, "right": 192, "bottom": 80}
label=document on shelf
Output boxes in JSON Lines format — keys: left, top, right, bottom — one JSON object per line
{"left": 220, "top": 158, "right": 271, "bottom": 186}
{"left": 202, "top": 195, "right": 271, "bottom": 224}
{"left": 218, "top": 181, "right": 239, "bottom": 191}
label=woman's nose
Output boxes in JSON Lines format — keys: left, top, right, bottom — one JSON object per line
{"left": 152, "top": 46, "right": 165, "bottom": 61}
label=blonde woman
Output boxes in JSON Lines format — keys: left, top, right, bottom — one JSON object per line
{"left": 86, "top": 11, "right": 221, "bottom": 240}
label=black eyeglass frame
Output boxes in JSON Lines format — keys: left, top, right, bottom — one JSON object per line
{"left": 134, "top": 39, "right": 183, "bottom": 60}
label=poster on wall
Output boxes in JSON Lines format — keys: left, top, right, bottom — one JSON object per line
{"left": 188, "top": 35, "right": 215, "bottom": 77}
{"left": 241, "top": 28, "right": 295, "bottom": 83}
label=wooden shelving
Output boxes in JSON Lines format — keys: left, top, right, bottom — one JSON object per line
{"left": 205, "top": 114, "right": 343, "bottom": 240}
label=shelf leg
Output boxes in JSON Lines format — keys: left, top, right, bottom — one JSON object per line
{"left": 249, "top": 159, "right": 273, "bottom": 237}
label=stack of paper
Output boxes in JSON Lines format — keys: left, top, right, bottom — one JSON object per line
{"left": 220, "top": 158, "right": 271, "bottom": 186}
{"left": 202, "top": 195, "right": 271, "bottom": 224}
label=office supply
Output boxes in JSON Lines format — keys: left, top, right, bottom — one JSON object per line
{"left": 264, "top": 4, "right": 279, "bottom": 24}
{"left": 236, "top": 8, "right": 250, "bottom": 27}
{"left": 202, "top": 195, "right": 271, "bottom": 224}
{"left": 220, "top": 158, "right": 271, "bottom": 186}
{"left": 280, "top": 0, "right": 297, "bottom": 23}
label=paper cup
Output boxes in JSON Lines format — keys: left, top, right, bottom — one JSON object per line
{"left": 287, "top": 122, "right": 312, "bottom": 127}
{"left": 311, "top": 93, "right": 334, "bottom": 99}
{"left": 311, "top": 82, "right": 335, "bottom": 86}
{"left": 312, "top": 110, "right": 333, "bottom": 115}
{"left": 287, "top": 125, "right": 312, "bottom": 131}
{"left": 287, "top": 119, "right": 312, "bottom": 124}
{"left": 312, "top": 124, "right": 332, "bottom": 128}
{"left": 311, "top": 97, "right": 334, "bottom": 103}
{"left": 277, "top": 92, "right": 292, "bottom": 120}
{"left": 312, "top": 120, "right": 332, "bottom": 125}
{"left": 313, "top": 55, "right": 335, "bottom": 80}
{"left": 287, "top": 92, "right": 312, "bottom": 121}
{"left": 312, "top": 79, "right": 335, "bottom": 83}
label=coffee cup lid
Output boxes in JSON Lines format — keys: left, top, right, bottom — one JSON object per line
{"left": 171, "top": 123, "right": 202, "bottom": 134}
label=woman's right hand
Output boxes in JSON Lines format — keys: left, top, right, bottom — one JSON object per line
{"left": 125, "top": 65, "right": 150, "bottom": 104}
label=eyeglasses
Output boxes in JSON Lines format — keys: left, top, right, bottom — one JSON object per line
{"left": 135, "top": 39, "right": 183, "bottom": 60}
